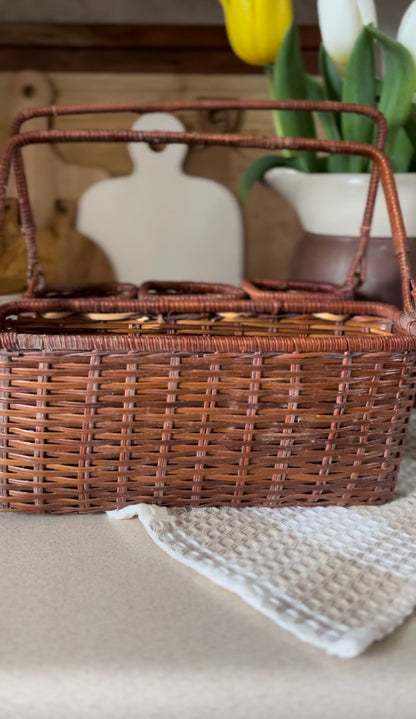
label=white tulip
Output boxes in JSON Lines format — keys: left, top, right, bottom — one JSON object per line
{"left": 398, "top": 1, "right": 416, "bottom": 68}
{"left": 318, "top": 0, "right": 378, "bottom": 66}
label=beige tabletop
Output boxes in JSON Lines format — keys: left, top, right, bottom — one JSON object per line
{"left": 0, "top": 512, "right": 415, "bottom": 719}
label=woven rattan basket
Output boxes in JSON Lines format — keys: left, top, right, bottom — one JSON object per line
{"left": 1, "top": 100, "right": 416, "bottom": 513}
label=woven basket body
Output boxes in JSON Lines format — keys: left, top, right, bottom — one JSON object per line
{"left": 1, "top": 100, "right": 416, "bottom": 513}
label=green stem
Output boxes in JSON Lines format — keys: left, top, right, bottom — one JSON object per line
{"left": 265, "top": 65, "right": 291, "bottom": 155}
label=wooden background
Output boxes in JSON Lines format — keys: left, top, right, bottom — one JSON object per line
{"left": 0, "top": 23, "right": 318, "bottom": 281}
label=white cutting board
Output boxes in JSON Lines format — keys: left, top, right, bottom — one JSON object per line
{"left": 76, "top": 113, "right": 243, "bottom": 285}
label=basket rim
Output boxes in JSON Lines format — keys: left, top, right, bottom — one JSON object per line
{"left": 1, "top": 296, "right": 415, "bottom": 353}
{"left": 0, "top": 295, "right": 406, "bottom": 317}
{"left": 1, "top": 331, "right": 416, "bottom": 354}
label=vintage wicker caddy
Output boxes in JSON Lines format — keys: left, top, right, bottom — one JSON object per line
{"left": 0, "top": 99, "right": 416, "bottom": 513}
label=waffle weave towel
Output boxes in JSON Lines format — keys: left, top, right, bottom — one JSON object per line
{"left": 108, "top": 413, "right": 416, "bottom": 659}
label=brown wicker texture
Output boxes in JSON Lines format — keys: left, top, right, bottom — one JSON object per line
{"left": 0, "top": 99, "right": 416, "bottom": 513}
{"left": 241, "top": 278, "right": 354, "bottom": 301}
{"left": 137, "top": 280, "right": 247, "bottom": 300}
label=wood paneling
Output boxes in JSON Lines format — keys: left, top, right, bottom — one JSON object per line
{"left": 0, "top": 23, "right": 320, "bottom": 74}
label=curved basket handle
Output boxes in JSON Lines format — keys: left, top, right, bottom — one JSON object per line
{"left": 5, "top": 100, "right": 386, "bottom": 297}
{"left": 2, "top": 126, "right": 412, "bottom": 312}
{"left": 8, "top": 99, "right": 387, "bottom": 140}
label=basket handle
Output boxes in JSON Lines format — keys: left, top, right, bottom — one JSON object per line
{"left": 8, "top": 99, "right": 387, "bottom": 139}
{"left": 2, "top": 123, "right": 413, "bottom": 315}
{"left": 3, "top": 130, "right": 411, "bottom": 309}
{"left": 5, "top": 100, "right": 386, "bottom": 297}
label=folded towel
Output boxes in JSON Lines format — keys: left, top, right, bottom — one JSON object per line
{"left": 108, "top": 412, "right": 416, "bottom": 658}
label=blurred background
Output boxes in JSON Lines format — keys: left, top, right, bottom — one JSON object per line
{"left": 0, "top": 0, "right": 411, "bottom": 30}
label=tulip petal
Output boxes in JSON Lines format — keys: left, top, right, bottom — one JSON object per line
{"left": 220, "top": 0, "right": 293, "bottom": 66}
{"left": 317, "top": 0, "right": 363, "bottom": 66}
{"left": 398, "top": 1, "right": 416, "bottom": 68}
{"left": 356, "top": 0, "right": 377, "bottom": 27}
{"left": 255, "top": 0, "right": 294, "bottom": 65}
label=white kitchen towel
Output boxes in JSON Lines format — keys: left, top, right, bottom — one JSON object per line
{"left": 108, "top": 413, "right": 416, "bottom": 659}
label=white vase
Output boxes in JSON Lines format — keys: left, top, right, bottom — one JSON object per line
{"left": 265, "top": 169, "right": 416, "bottom": 306}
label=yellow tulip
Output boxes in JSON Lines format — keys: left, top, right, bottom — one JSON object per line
{"left": 219, "top": 0, "right": 294, "bottom": 66}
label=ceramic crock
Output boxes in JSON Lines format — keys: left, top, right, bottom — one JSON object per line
{"left": 265, "top": 168, "right": 416, "bottom": 306}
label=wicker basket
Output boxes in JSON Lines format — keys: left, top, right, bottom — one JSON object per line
{"left": 0, "top": 99, "right": 416, "bottom": 514}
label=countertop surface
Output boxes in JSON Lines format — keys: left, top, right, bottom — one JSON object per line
{"left": 0, "top": 511, "right": 415, "bottom": 719}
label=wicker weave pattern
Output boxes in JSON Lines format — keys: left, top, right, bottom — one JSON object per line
{"left": 0, "top": 349, "right": 414, "bottom": 513}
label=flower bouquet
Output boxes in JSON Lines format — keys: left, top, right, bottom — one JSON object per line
{"left": 219, "top": 0, "right": 416, "bottom": 196}
{"left": 219, "top": 0, "right": 416, "bottom": 305}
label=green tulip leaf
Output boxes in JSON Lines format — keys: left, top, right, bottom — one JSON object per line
{"left": 319, "top": 44, "right": 343, "bottom": 102}
{"left": 365, "top": 25, "right": 416, "bottom": 156}
{"left": 319, "top": 44, "right": 343, "bottom": 137}
{"left": 305, "top": 74, "right": 349, "bottom": 171}
{"left": 341, "top": 26, "right": 376, "bottom": 172}
{"left": 305, "top": 74, "right": 340, "bottom": 140}
{"left": 269, "top": 22, "right": 318, "bottom": 171}
{"left": 390, "top": 127, "right": 414, "bottom": 173}
{"left": 239, "top": 155, "right": 305, "bottom": 203}
{"left": 404, "top": 102, "right": 416, "bottom": 150}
